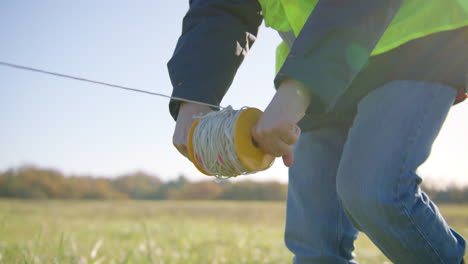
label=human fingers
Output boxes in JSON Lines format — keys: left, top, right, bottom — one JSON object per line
{"left": 172, "top": 103, "right": 212, "bottom": 160}
{"left": 252, "top": 124, "right": 293, "bottom": 156}
{"left": 262, "top": 136, "right": 294, "bottom": 157}
{"left": 273, "top": 140, "right": 294, "bottom": 157}
{"left": 172, "top": 130, "right": 190, "bottom": 159}
{"left": 282, "top": 151, "right": 294, "bottom": 167}
{"left": 173, "top": 142, "right": 189, "bottom": 159}
{"left": 278, "top": 122, "right": 301, "bottom": 145}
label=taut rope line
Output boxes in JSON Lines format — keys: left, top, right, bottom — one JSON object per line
{"left": 0, "top": 61, "right": 222, "bottom": 109}
{"left": 0, "top": 60, "right": 274, "bottom": 177}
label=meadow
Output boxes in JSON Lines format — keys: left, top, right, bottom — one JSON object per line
{"left": 0, "top": 200, "right": 466, "bottom": 264}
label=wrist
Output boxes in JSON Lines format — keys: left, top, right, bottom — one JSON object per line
{"left": 278, "top": 78, "right": 311, "bottom": 105}
{"left": 274, "top": 78, "right": 311, "bottom": 121}
{"left": 178, "top": 102, "right": 212, "bottom": 120}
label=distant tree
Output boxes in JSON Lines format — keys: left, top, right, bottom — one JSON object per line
{"left": 0, "top": 166, "right": 66, "bottom": 199}
{"left": 112, "top": 172, "right": 162, "bottom": 199}
{"left": 169, "top": 181, "right": 223, "bottom": 200}
{"left": 64, "top": 176, "right": 127, "bottom": 200}
{"left": 158, "top": 175, "right": 189, "bottom": 199}
{"left": 422, "top": 183, "right": 468, "bottom": 204}
{"left": 166, "top": 175, "right": 188, "bottom": 188}
{"left": 0, "top": 169, "right": 33, "bottom": 198}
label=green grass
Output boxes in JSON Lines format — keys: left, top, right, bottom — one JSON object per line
{"left": 0, "top": 200, "right": 466, "bottom": 264}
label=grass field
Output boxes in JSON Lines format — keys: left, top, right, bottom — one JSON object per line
{"left": 0, "top": 200, "right": 466, "bottom": 264}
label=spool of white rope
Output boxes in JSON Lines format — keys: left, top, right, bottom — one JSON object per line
{"left": 188, "top": 106, "right": 274, "bottom": 178}
{"left": 192, "top": 107, "right": 248, "bottom": 177}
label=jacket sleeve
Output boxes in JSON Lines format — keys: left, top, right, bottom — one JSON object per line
{"left": 167, "top": 0, "right": 263, "bottom": 120}
{"left": 274, "top": 0, "right": 404, "bottom": 113}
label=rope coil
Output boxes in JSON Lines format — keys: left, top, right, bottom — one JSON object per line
{"left": 192, "top": 107, "right": 249, "bottom": 177}
{"left": 188, "top": 107, "right": 275, "bottom": 178}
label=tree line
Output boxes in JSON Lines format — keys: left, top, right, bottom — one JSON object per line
{"left": 0, "top": 166, "right": 287, "bottom": 200}
{"left": 0, "top": 166, "right": 466, "bottom": 203}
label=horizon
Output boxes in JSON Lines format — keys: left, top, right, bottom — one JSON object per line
{"left": 1, "top": 163, "right": 465, "bottom": 191}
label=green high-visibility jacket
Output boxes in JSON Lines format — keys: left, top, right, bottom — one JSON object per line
{"left": 168, "top": 0, "right": 468, "bottom": 127}
{"left": 258, "top": 0, "right": 468, "bottom": 73}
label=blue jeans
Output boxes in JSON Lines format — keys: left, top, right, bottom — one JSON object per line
{"left": 286, "top": 81, "right": 466, "bottom": 264}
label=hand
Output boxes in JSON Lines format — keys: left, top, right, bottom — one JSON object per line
{"left": 173, "top": 103, "right": 212, "bottom": 159}
{"left": 252, "top": 78, "right": 311, "bottom": 167}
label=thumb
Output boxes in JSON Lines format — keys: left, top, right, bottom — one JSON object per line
{"left": 282, "top": 151, "right": 294, "bottom": 167}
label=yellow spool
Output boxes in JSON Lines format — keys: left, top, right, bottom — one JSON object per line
{"left": 187, "top": 107, "right": 275, "bottom": 176}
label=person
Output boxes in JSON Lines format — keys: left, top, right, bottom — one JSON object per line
{"left": 168, "top": 0, "right": 468, "bottom": 263}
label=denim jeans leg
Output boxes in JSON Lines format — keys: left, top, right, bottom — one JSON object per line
{"left": 286, "top": 126, "right": 359, "bottom": 264}
{"left": 336, "top": 80, "right": 466, "bottom": 264}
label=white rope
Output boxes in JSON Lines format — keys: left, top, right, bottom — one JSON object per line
{"left": 0, "top": 61, "right": 223, "bottom": 109}
{"left": 192, "top": 106, "right": 252, "bottom": 178}
{"left": 0, "top": 61, "right": 263, "bottom": 177}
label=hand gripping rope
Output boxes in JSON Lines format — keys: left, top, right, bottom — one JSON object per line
{"left": 0, "top": 61, "right": 275, "bottom": 178}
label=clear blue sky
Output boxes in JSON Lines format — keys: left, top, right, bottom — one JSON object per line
{"left": 0, "top": 1, "right": 466, "bottom": 187}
